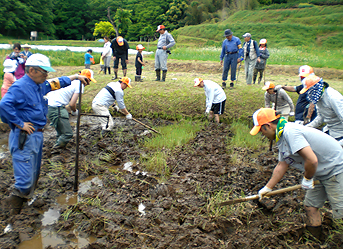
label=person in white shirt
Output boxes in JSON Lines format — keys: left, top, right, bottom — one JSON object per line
{"left": 92, "top": 77, "right": 133, "bottom": 135}
{"left": 194, "top": 78, "right": 226, "bottom": 123}
{"left": 101, "top": 36, "right": 113, "bottom": 75}
{"left": 47, "top": 69, "right": 96, "bottom": 149}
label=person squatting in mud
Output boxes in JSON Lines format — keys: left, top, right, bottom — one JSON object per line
{"left": 250, "top": 108, "right": 343, "bottom": 241}
{"left": 92, "top": 77, "right": 133, "bottom": 136}
{"left": 47, "top": 69, "right": 97, "bottom": 149}
{"left": 193, "top": 78, "right": 226, "bottom": 123}
{"left": 0, "top": 54, "right": 90, "bottom": 229}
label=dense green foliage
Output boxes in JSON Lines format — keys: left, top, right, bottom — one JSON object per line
{"left": 2, "top": 0, "right": 342, "bottom": 41}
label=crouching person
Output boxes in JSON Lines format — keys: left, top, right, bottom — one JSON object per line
{"left": 47, "top": 69, "right": 96, "bottom": 149}
{"left": 194, "top": 78, "right": 226, "bottom": 123}
{"left": 92, "top": 77, "right": 132, "bottom": 136}
{"left": 250, "top": 108, "right": 343, "bottom": 241}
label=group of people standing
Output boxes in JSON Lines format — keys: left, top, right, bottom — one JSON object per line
{"left": 220, "top": 29, "right": 269, "bottom": 88}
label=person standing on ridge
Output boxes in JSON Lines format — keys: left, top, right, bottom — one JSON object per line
{"left": 155, "top": 25, "right": 175, "bottom": 82}
{"left": 253, "top": 39, "right": 269, "bottom": 84}
{"left": 220, "top": 29, "right": 243, "bottom": 89}
{"left": 242, "top": 33, "right": 261, "bottom": 85}
{"left": 111, "top": 36, "right": 129, "bottom": 80}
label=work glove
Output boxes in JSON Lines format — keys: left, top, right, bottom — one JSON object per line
{"left": 205, "top": 108, "right": 210, "bottom": 115}
{"left": 112, "top": 105, "right": 119, "bottom": 112}
{"left": 126, "top": 114, "right": 132, "bottom": 120}
{"left": 301, "top": 177, "right": 314, "bottom": 190}
{"left": 258, "top": 186, "right": 272, "bottom": 201}
{"left": 303, "top": 117, "right": 311, "bottom": 125}
{"left": 289, "top": 112, "right": 295, "bottom": 116}
{"left": 71, "top": 110, "right": 79, "bottom": 116}
{"left": 274, "top": 85, "right": 282, "bottom": 91}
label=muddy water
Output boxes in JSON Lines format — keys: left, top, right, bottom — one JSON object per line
{"left": 18, "top": 176, "right": 102, "bottom": 248}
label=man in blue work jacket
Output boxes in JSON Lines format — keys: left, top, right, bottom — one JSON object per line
{"left": 0, "top": 54, "right": 90, "bottom": 229}
{"left": 220, "top": 29, "right": 243, "bottom": 89}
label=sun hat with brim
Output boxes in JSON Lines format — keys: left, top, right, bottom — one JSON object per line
{"left": 3, "top": 59, "right": 18, "bottom": 73}
{"left": 298, "top": 65, "right": 314, "bottom": 77}
{"left": 22, "top": 44, "right": 31, "bottom": 48}
{"left": 193, "top": 78, "right": 203, "bottom": 87}
{"left": 224, "top": 29, "right": 233, "bottom": 37}
{"left": 25, "top": 53, "right": 56, "bottom": 72}
{"left": 136, "top": 44, "right": 145, "bottom": 50}
{"left": 299, "top": 75, "right": 321, "bottom": 94}
{"left": 80, "top": 69, "right": 97, "bottom": 83}
{"left": 262, "top": 81, "right": 275, "bottom": 90}
{"left": 120, "top": 77, "right": 132, "bottom": 88}
{"left": 250, "top": 108, "right": 280, "bottom": 135}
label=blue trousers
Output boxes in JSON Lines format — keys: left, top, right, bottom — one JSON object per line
{"left": 9, "top": 127, "right": 43, "bottom": 197}
{"left": 222, "top": 53, "right": 238, "bottom": 82}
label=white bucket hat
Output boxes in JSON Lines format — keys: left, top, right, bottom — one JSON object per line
{"left": 3, "top": 59, "right": 18, "bottom": 73}
{"left": 25, "top": 53, "right": 56, "bottom": 72}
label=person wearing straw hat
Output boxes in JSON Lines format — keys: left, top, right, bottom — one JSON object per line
{"left": 220, "top": 29, "right": 243, "bottom": 89}
{"left": 194, "top": 78, "right": 226, "bottom": 123}
{"left": 47, "top": 69, "right": 96, "bottom": 149}
{"left": 250, "top": 107, "right": 343, "bottom": 241}
{"left": 92, "top": 77, "right": 133, "bottom": 136}
{"left": 253, "top": 39, "right": 269, "bottom": 84}
{"left": 0, "top": 54, "right": 90, "bottom": 230}
{"left": 1, "top": 59, "right": 18, "bottom": 97}
{"left": 19, "top": 44, "right": 32, "bottom": 60}
{"left": 263, "top": 81, "right": 294, "bottom": 120}
{"left": 301, "top": 74, "right": 343, "bottom": 145}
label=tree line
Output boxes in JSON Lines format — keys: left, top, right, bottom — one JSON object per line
{"left": 1, "top": 0, "right": 335, "bottom": 41}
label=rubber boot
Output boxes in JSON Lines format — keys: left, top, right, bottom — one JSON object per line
{"left": 258, "top": 72, "right": 263, "bottom": 84}
{"left": 161, "top": 70, "right": 167, "bottom": 82}
{"left": 222, "top": 82, "right": 226, "bottom": 89}
{"left": 137, "top": 76, "right": 142, "bottom": 82}
{"left": 307, "top": 225, "right": 325, "bottom": 242}
{"left": 123, "top": 69, "right": 127, "bottom": 77}
{"left": 6, "top": 195, "right": 25, "bottom": 224}
{"left": 104, "top": 67, "right": 107, "bottom": 75}
{"left": 155, "top": 69, "right": 161, "bottom": 81}
{"left": 108, "top": 67, "right": 111, "bottom": 75}
{"left": 253, "top": 74, "right": 257, "bottom": 84}
{"left": 135, "top": 76, "right": 139, "bottom": 82}
{"left": 230, "top": 82, "right": 234, "bottom": 88}
{"left": 112, "top": 71, "right": 118, "bottom": 80}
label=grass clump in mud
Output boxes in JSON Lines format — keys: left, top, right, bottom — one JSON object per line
{"left": 228, "top": 121, "right": 265, "bottom": 150}
{"left": 140, "top": 120, "right": 203, "bottom": 176}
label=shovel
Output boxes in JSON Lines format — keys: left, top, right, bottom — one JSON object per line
{"left": 219, "top": 180, "right": 320, "bottom": 206}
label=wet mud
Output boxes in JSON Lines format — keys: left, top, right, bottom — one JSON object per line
{"left": 0, "top": 116, "right": 342, "bottom": 249}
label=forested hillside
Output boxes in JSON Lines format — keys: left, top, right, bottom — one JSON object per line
{"left": 1, "top": 0, "right": 343, "bottom": 42}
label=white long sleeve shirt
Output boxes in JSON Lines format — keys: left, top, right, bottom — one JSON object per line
{"left": 203, "top": 80, "right": 226, "bottom": 111}
{"left": 103, "top": 41, "right": 112, "bottom": 57}
{"left": 92, "top": 82, "right": 125, "bottom": 109}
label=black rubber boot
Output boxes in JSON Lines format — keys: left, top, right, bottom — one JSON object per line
{"left": 222, "top": 82, "right": 226, "bottom": 89}
{"left": 161, "top": 70, "right": 167, "bottom": 82}
{"left": 155, "top": 69, "right": 161, "bottom": 81}
{"left": 135, "top": 76, "right": 139, "bottom": 82}
{"left": 108, "top": 67, "right": 111, "bottom": 75}
{"left": 137, "top": 76, "right": 142, "bottom": 82}
{"left": 104, "top": 67, "right": 107, "bottom": 75}
{"left": 230, "top": 82, "right": 234, "bottom": 88}
{"left": 112, "top": 72, "right": 118, "bottom": 80}
{"left": 307, "top": 225, "right": 326, "bottom": 242}
{"left": 6, "top": 195, "right": 25, "bottom": 223}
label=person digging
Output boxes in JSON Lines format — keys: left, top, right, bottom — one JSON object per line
{"left": 194, "top": 78, "right": 226, "bottom": 123}
{"left": 92, "top": 77, "right": 133, "bottom": 136}
{"left": 250, "top": 108, "right": 343, "bottom": 241}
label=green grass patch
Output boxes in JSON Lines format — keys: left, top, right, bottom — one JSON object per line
{"left": 228, "top": 121, "right": 265, "bottom": 150}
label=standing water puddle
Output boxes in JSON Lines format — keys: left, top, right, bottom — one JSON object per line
{"left": 18, "top": 176, "right": 102, "bottom": 249}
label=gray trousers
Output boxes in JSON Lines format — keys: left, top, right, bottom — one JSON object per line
{"left": 245, "top": 57, "right": 257, "bottom": 85}
{"left": 47, "top": 106, "right": 73, "bottom": 147}
{"left": 155, "top": 49, "right": 168, "bottom": 71}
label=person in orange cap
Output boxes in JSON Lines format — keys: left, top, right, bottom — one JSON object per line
{"left": 250, "top": 107, "right": 343, "bottom": 241}
{"left": 275, "top": 65, "right": 317, "bottom": 124}
{"left": 155, "top": 25, "right": 175, "bottom": 82}
{"left": 92, "top": 77, "right": 132, "bottom": 136}
{"left": 263, "top": 81, "right": 294, "bottom": 120}
{"left": 302, "top": 74, "right": 343, "bottom": 145}
{"left": 135, "top": 44, "right": 145, "bottom": 82}
{"left": 194, "top": 78, "right": 226, "bottom": 123}
{"left": 111, "top": 36, "right": 130, "bottom": 80}
{"left": 47, "top": 69, "right": 96, "bottom": 149}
